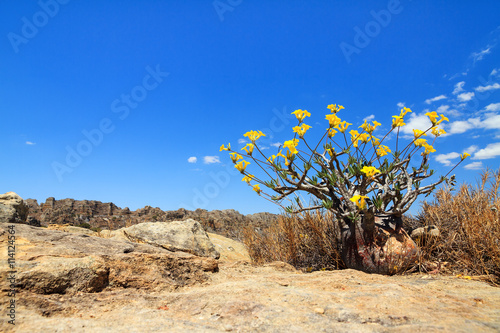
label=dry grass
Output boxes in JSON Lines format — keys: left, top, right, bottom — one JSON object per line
{"left": 416, "top": 169, "right": 500, "bottom": 284}
{"left": 242, "top": 209, "right": 344, "bottom": 272}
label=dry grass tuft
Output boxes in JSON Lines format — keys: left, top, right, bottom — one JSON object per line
{"left": 416, "top": 168, "right": 500, "bottom": 284}
{"left": 242, "top": 209, "right": 344, "bottom": 272}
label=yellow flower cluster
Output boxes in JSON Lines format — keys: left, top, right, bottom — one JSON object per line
{"left": 291, "top": 109, "right": 311, "bottom": 122}
{"left": 292, "top": 123, "right": 312, "bottom": 137}
{"left": 243, "top": 130, "right": 265, "bottom": 143}
{"left": 221, "top": 102, "right": 469, "bottom": 201}
{"left": 392, "top": 107, "right": 412, "bottom": 128}
{"left": 376, "top": 145, "right": 391, "bottom": 157}
{"left": 327, "top": 104, "right": 344, "bottom": 113}
{"left": 359, "top": 120, "right": 381, "bottom": 134}
{"left": 361, "top": 166, "right": 380, "bottom": 179}
{"left": 241, "top": 143, "right": 254, "bottom": 155}
{"left": 350, "top": 195, "right": 369, "bottom": 210}
{"left": 283, "top": 138, "right": 299, "bottom": 155}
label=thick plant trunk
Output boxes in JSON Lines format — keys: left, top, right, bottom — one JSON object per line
{"left": 341, "top": 213, "right": 419, "bottom": 275}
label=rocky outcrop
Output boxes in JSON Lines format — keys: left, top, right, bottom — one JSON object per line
{"left": 117, "top": 220, "right": 220, "bottom": 259}
{"left": 0, "top": 192, "right": 28, "bottom": 224}
{"left": 25, "top": 197, "right": 278, "bottom": 240}
{"left": 5, "top": 259, "right": 500, "bottom": 332}
{"left": 0, "top": 223, "right": 219, "bottom": 297}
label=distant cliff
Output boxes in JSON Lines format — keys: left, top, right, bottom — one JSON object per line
{"left": 25, "top": 197, "right": 278, "bottom": 240}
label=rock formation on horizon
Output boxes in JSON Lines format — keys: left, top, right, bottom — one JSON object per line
{"left": 24, "top": 196, "right": 277, "bottom": 240}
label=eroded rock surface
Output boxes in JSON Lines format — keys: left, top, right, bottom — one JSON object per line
{"left": 1, "top": 223, "right": 499, "bottom": 332}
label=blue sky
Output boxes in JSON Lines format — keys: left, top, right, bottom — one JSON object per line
{"left": 1, "top": 1, "right": 499, "bottom": 216}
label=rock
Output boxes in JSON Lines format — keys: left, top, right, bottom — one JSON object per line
{"left": 207, "top": 232, "right": 251, "bottom": 262}
{"left": 120, "top": 220, "right": 220, "bottom": 259}
{"left": 6, "top": 263, "right": 500, "bottom": 332}
{"left": 0, "top": 191, "right": 28, "bottom": 223}
{"left": 0, "top": 223, "right": 218, "bottom": 297}
{"left": 411, "top": 225, "right": 440, "bottom": 239}
{"left": 24, "top": 196, "right": 278, "bottom": 240}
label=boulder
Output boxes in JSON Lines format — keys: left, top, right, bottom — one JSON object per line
{"left": 411, "top": 225, "right": 440, "bottom": 239}
{"left": 0, "top": 191, "right": 28, "bottom": 223}
{"left": 120, "top": 220, "right": 220, "bottom": 259}
{"left": 207, "top": 232, "right": 251, "bottom": 262}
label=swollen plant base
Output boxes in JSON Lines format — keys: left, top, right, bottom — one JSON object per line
{"left": 342, "top": 214, "right": 419, "bottom": 275}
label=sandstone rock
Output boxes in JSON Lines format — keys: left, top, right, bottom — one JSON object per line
{"left": 6, "top": 263, "right": 500, "bottom": 332}
{"left": 0, "top": 192, "right": 28, "bottom": 223}
{"left": 0, "top": 223, "right": 218, "bottom": 297}
{"left": 207, "top": 232, "right": 251, "bottom": 262}
{"left": 25, "top": 197, "right": 278, "bottom": 240}
{"left": 121, "top": 220, "right": 220, "bottom": 259}
{"left": 411, "top": 225, "right": 440, "bottom": 239}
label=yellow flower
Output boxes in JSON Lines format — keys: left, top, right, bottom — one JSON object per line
{"left": 326, "top": 147, "right": 335, "bottom": 157}
{"left": 235, "top": 160, "right": 250, "bottom": 173}
{"left": 291, "top": 109, "right": 311, "bottom": 122}
{"left": 292, "top": 123, "right": 312, "bottom": 137}
{"left": 243, "top": 130, "right": 266, "bottom": 143}
{"left": 230, "top": 152, "right": 243, "bottom": 163}
{"left": 359, "top": 133, "right": 371, "bottom": 143}
{"left": 392, "top": 115, "right": 405, "bottom": 128}
{"left": 376, "top": 145, "right": 391, "bottom": 157}
{"left": 242, "top": 174, "right": 254, "bottom": 184}
{"left": 461, "top": 152, "right": 470, "bottom": 160}
{"left": 283, "top": 139, "right": 299, "bottom": 155}
{"left": 267, "top": 150, "right": 285, "bottom": 163}
{"left": 327, "top": 104, "right": 344, "bottom": 113}
{"left": 349, "top": 130, "right": 360, "bottom": 147}
{"left": 335, "top": 121, "right": 351, "bottom": 133}
{"left": 425, "top": 111, "right": 439, "bottom": 125}
{"left": 431, "top": 127, "right": 446, "bottom": 137}
{"left": 414, "top": 138, "right": 427, "bottom": 147}
{"left": 413, "top": 129, "right": 427, "bottom": 139}
{"left": 437, "top": 114, "right": 449, "bottom": 125}
{"left": 220, "top": 143, "right": 231, "bottom": 151}
{"left": 422, "top": 143, "right": 436, "bottom": 155}
{"left": 252, "top": 184, "right": 262, "bottom": 194}
{"left": 325, "top": 114, "right": 342, "bottom": 128}
{"left": 400, "top": 107, "right": 412, "bottom": 117}
{"left": 359, "top": 120, "right": 381, "bottom": 134}
{"left": 327, "top": 128, "right": 337, "bottom": 138}
{"left": 241, "top": 143, "right": 255, "bottom": 155}
{"left": 371, "top": 136, "right": 381, "bottom": 146}
{"left": 350, "top": 195, "right": 369, "bottom": 210}
{"left": 361, "top": 166, "right": 380, "bottom": 179}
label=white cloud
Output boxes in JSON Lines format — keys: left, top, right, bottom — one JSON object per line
{"left": 187, "top": 156, "right": 197, "bottom": 163}
{"left": 464, "top": 145, "right": 479, "bottom": 155}
{"left": 471, "top": 47, "right": 491, "bottom": 63}
{"left": 363, "top": 114, "right": 375, "bottom": 122}
{"left": 425, "top": 95, "right": 447, "bottom": 104}
{"left": 485, "top": 103, "right": 500, "bottom": 112}
{"left": 436, "top": 104, "right": 461, "bottom": 117}
{"left": 435, "top": 152, "right": 460, "bottom": 166}
{"left": 464, "top": 162, "right": 484, "bottom": 170}
{"left": 25, "top": 141, "right": 35, "bottom": 145}
{"left": 453, "top": 81, "right": 466, "bottom": 95}
{"left": 397, "top": 102, "right": 405, "bottom": 108}
{"left": 491, "top": 68, "right": 499, "bottom": 76}
{"left": 400, "top": 113, "right": 432, "bottom": 136}
{"left": 270, "top": 142, "right": 282, "bottom": 148}
{"left": 457, "top": 92, "right": 475, "bottom": 102}
{"left": 446, "top": 120, "right": 475, "bottom": 134}
{"left": 237, "top": 138, "right": 247, "bottom": 144}
{"left": 203, "top": 156, "right": 221, "bottom": 164}
{"left": 480, "top": 113, "right": 500, "bottom": 130}
{"left": 473, "top": 142, "right": 500, "bottom": 160}
{"left": 474, "top": 83, "right": 500, "bottom": 92}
